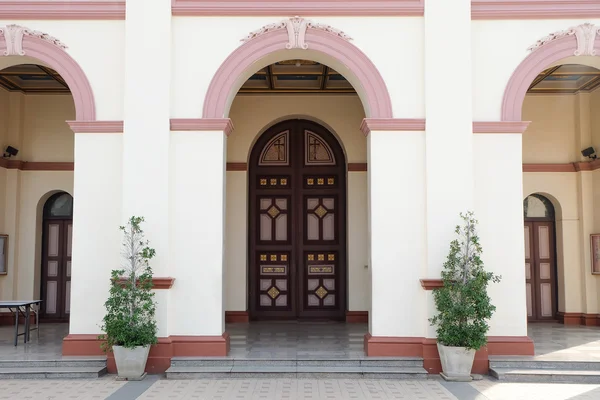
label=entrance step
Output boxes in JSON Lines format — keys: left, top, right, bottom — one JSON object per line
{"left": 166, "top": 357, "right": 427, "bottom": 379}
{"left": 0, "top": 358, "right": 107, "bottom": 379}
{"left": 489, "top": 357, "right": 600, "bottom": 383}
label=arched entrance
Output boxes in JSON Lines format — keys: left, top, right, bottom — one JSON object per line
{"left": 248, "top": 119, "right": 347, "bottom": 320}
{"left": 40, "top": 192, "right": 73, "bottom": 322}
{"left": 523, "top": 194, "right": 557, "bottom": 321}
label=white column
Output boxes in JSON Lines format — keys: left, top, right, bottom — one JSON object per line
{"left": 473, "top": 133, "right": 527, "bottom": 337}
{"left": 169, "top": 128, "right": 227, "bottom": 336}
{"left": 122, "top": 0, "right": 171, "bottom": 336}
{"left": 69, "top": 133, "right": 122, "bottom": 334}
{"left": 368, "top": 129, "right": 426, "bottom": 338}
{"left": 424, "top": 0, "right": 474, "bottom": 277}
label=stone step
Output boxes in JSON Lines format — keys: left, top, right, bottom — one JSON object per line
{"left": 490, "top": 368, "right": 600, "bottom": 383}
{"left": 166, "top": 365, "right": 428, "bottom": 379}
{"left": 0, "top": 366, "right": 107, "bottom": 379}
{"left": 489, "top": 359, "right": 600, "bottom": 371}
{"left": 0, "top": 358, "right": 107, "bottom": 369}
{"left": 169, "top": 357, "right": 423, "bottom": 368}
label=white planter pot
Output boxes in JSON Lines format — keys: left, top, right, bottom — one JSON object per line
{"left": 113, "top": 345, "right": 150, "bottom": 380}
{"left": 437, "top": 343, "right": 476, "bottom": 381}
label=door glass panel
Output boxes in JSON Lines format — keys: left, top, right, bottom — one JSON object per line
{"left": 48, "top": 261, "right": 58, "bottom": 277}
{"left": 275, "top": 198, "right": 287, "bottom": 210}
{"left": 65, "top": 281, "right": 71, "bottom": 314}
{"left": 524, "top": 226, "right": 531, "bottom": 259}
{"left": 48, "top": 224, "right": 60, "bottom": 257}
{"left": 46, "top": 281, "right": 57, "bottom": 314}
{"left": 538, "top": 225, "right": 550, "bottom": 259}
{"left": 323, "top": 214, "right": 335, "bottom": 240}
{"left": 525, "top": 263, "right": 531, "bottom": 280}
{"left": 307, "top": 214, "right": 319, "bottom": 240}
{"left": 540, "top": 263, "right": 551, "bottom": 280}
{"left": 260, "top": 215, "right": 272, "bottom": 241}
{"left": 260, "top": 198, "right": 272, "bottom": 210}
{"left": 526, "top": 283, "right": 533, "bottom": 317}
{"left": 275, "top": 215, "right": 287, "bottom": 241}
{"left": 67, "top": 224, "right": 72, "bottom": 257}
{"left": 540, "top": 283, "right": 552, "bottom": 316}
{"left": 66, "top": 261, "right": 71, "bottom": 277}
{"left": 323, "top": 198, "right": 335, "bottom": 209}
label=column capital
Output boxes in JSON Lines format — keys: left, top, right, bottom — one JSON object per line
{"left": 67, "top": 120, "right": 123, "bottom": 133}
{"left": 170, "top": 118, "right": 234, "bottom": 136}
{"left": 360, "top": 118, "right": 426, "bottom": 136}
{"left": 473, "top": 121, "right": 531, "bottom": 134}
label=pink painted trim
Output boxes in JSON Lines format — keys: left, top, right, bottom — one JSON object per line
{"left": 473, "top": 121, "right": 531, "bottom": 134}
{"left": 472, "top": 1, "right": 600, "bottom": 20}
{"left": 172, "top": 0, "right": 423, "bottom": 16}
{"left": 170, "top": 118, "right": 235, "bottom": 136}
{"left": 0, "top": 36, "right": 96, "bottom": 121}
{"left": 67, "top": 121, "right": 123, "bottom": 133}
{"left": 502, "top": 36, "right": 600, "bottom": 122}
{"left": 203, "top": 28, "right": 393, "bottom": 120}
{"left": 0, "top": 1, "right": 125, "bottom": 20}
{"left": 360, "top": 118, "right": 425, "bottom": 136}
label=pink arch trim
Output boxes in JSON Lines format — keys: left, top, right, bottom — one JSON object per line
{"left": 203, "top": 28, "right": 393, "bottom": 119}
{"left": 0, "top": 35, "right": 96, "bottom": 121}
{"left": 502, "top": 35, "right": 600, "bottom": 121}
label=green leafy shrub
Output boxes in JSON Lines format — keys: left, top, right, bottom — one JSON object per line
{"left": 99, "top": 216, "right": 158, "bottom": 352}
{"left": 429, "top": 211, "right": 501, "bottom": 350}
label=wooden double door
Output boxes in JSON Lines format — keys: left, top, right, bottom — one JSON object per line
{"left": 524, "top": 221, "right": 557, "bottom": 321}
{"left": 248, "top": 119, "right": 347, "bottom": 320}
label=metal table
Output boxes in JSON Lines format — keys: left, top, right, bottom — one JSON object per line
{"left": 0, "top": 300, "right": 42, "bottom": 346}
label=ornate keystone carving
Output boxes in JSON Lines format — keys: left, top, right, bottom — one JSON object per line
{"left": 528, "top": 23, "right": 600, "bottom": 56}
{"left": 0, "top": 24, "right": 67, "bottom": 56}
{"left": 241, "top": 16, "right": 351, "bottom": 49}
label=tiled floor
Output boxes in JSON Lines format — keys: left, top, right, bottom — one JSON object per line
{"left": 527, "top": 323, "right": 600, "bottom": 361}
{"left": 0, "top": 377, "right": 124, "bottom": 399}
{"left": 1, "top": 321, "right": 600, "bottom": 363}
{"left": 137, "top": 379, "right": 456, "bottom": 400}
{"left": 0, "top": 322, "right": 69, "bottom": 360}
{"left": 227, "top": 321, "right": 368, "bottom": 359}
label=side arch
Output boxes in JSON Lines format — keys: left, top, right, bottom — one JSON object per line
{"left": 203, "top": 21, "right": 393, "bottom": 119}
{"left": 0, "top": 27, "right": 96, "bottom": 121}
{"left": 502, "top": 34, "right": 600, "bottom": 121}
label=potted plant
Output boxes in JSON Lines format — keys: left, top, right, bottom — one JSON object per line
{"left": 429, "top": 211, "right": 501, "bottom": 381}
{"left": 99, "top": 216, "right": 158, "bottom": 380}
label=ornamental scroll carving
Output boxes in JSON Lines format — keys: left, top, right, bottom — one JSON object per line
{"left": 528, "top": 23, "right": 600, "bottom": 56}
{"left": 241, "top": 16, "right": 352, "bottom": 49}
{"left": 0, "top": 24, "right": 67, "bottom": 56}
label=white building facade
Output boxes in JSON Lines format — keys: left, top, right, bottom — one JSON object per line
{"left": 1, "top": 0, "right": 600, "bottom": 374}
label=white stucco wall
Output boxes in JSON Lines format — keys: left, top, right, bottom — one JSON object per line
{"left": 171, "top": 16, "right": 424, "bottom": 119}
{"left": 0, "top": 20, "right": 125, "bottom": 120}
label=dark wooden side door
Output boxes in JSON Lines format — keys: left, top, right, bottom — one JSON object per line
{"left": 41, "top": 219, "right": 72, "bottom": 321}
{"left": 249, "top": 119, "right": 346, "bottom": 320}
{"left": 524, "top": 221, "right": 557, "bottom": 321}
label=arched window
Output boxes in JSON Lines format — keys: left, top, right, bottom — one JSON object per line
{"left": 523, "top": 194, "right": 554, "bottom": 220}
{"left": 43, "top": 192, "right": 73, "bottom": 219}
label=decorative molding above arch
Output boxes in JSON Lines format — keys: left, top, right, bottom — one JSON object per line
{"left": 242, "top": 16, "right": 352, "bottom": 48}
{"left": 502, "top": 24, "right": 600, "bottom": 122}
{"left": 527, "top": 23, "right": 600, "bottom": 55}
{"left": 0, "top": 24, "right": 96, "bottom": 121}
{"left": 203, "top": 17, "right": 393, "bottom": 119}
